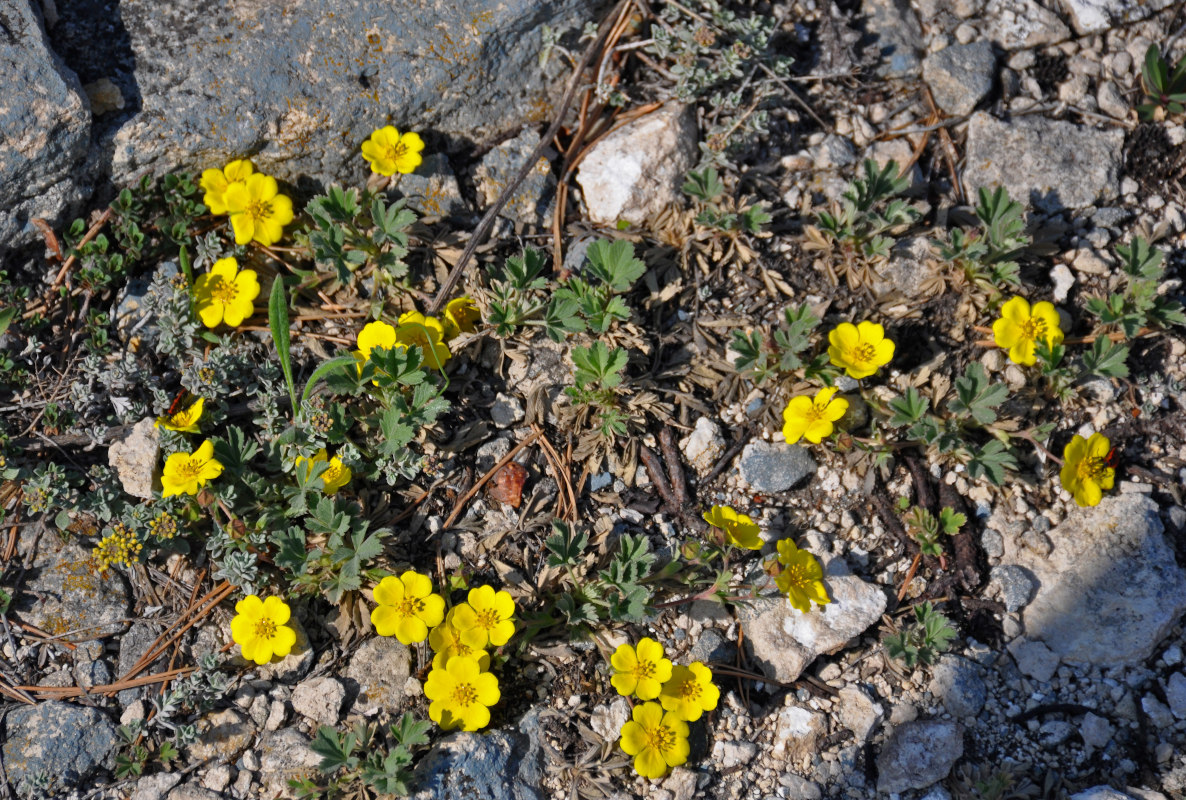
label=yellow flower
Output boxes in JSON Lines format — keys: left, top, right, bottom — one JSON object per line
{"left": 370, "top": 571, "right": 446, "bottom": 645}
{"left": 451, "top": 585, "right": 516, "bottom": 649}
{"left": 442, "top": 296, "right": 481, "bottom": 340}
{"left": 294, "top": 448, "right": 352, "bottom": 494}
{"left": 782, "top": 386, "right": 849, "bottom": 444}
{"left": 92, "top": 522, "right": 142, "bottom": 571}
{"left": 610, "top": 637, "right": 673, "bottom": 700}
{"left": 224, "top": 173, "right": 294, "bottom": 246}
{"left": 361, "top": 126, "right": 426, "bottom": 176}
{"left": 423, "top": 655, "right": 500, "bottom": 731}
{"left": 156, "top": 397, "right": 205, "bottom": 433}
{"left": 1059, "top": 432, "right": 1115, "bottom": 507}
{"left": 193, "top": 257, "right": 260, "bottom": 328}
{"left": 395, "top": 311, "right": 451, "bottom": 370}
{"left": 702, "top": 505, "right": 762, "bottom": 550}
{"left": 992, "top": 296, "right": 1064, "bottom": 366}
{"left": 775, "top": 539, "right": 830, "bottom": 613}
{"left": 429, "top": 608, "right": 492, "bottom": 671}
{"left": 200, "top": 159, "right": 254, "bottom": 215}
{"left": 230, "top": 595, "right": 298, "bottom": 665}
{"left": 161, "top": 439, "right": 223, "bottom": 497}
{"left": 658, "top": 662, "right": 719, "bottom": 722}
{"left": 619, "top": 701, "right": 690, "bottom": 779}
{"left": 828, "top": 321, "right": 895, "bottom": 379}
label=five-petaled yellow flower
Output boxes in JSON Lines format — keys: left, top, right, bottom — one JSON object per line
{"left": 156, "top": 397, "right": 204, "bottom": 433}
{"left": 361, "top": 126, "right": 426, "bottom": 176}
{"left": 658, "top": 662, "right": 720, "bottom": 722}
{"left": 295, "top": 448, "right": 352, "bottom": 494}
{"left": 992, "top": 296, "right": 1064, "bottom": 366}
{"left": 702, "top": 505, "right": 762, "bottom": 550}
{"left": 442, "top": 296, "right": 481, "bottom": 340}
{"left": 775, "top": 539, "right": 830, "bottom": 613}
{"left": 230, "top": 595, "right": 298, "bottom": 665}
{"left": 224, "top": 173, "right": 294, "bottom": 246}
{"left": 1059, "top": 432, "right": 1115, "bottom": 507}
{"left": 161, "top": 439, "right": 224, "bottom": 497}
{"left": 395, "top": 311, "right": 451, "bottom": 370}
{"left": 782, "top": 386, "right": 849, "bottom": 444}
{"left": 429, "top": 608, "right": 492, "bottom": 671}
{"left": 619, "top": 701, "right": 690, "bottom": 779}
{"left": 451, "top": 585, "right": 516, "bottom": 649}
{"left": 370, "top": 571, "right": 446, "bottom": 645}
{"left": 610, "top": 638, "right": 673, "bottom": 700}
{"left": 193, "top": 257, "right": 260, "bottom": 329}
{"left": 200, "top": 159, "right": 254, "bottom": 215}
{"left": 828, "top": 321, "right": 895, "bottom": 379}
{"left": 423, "top": 655, "right": 500, "bottom": 731}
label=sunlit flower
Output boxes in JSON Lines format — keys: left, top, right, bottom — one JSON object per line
{"left": 200, "top": 159, "right": 254, "bottom": 215}
{"left": 395, "top": 311, "right": 451, "bottom": 370}
{"left": 702, "top": 505, "right": 762, "bottom": 550}
{"left": 442, "top": 296, "right": 481, "bottom": 340}
{"left": 423, "top": 655, "right": 500, "bottom": 731}
{"left": 230, "top": 595, "right": 297, "bottom": 665}
{"left": 774, "top": 539, "right": 830, "bottom": 613}
{"left": 619, "top": 701, "right": 690, "bottom": 779}
{"left": 294, "top": 448, "right": 352, "bottom": 494}
{"left": 193, "top": 257, "right": 260, "bottom": 328}
{"left": 992, "top": 295, "right": 1064, "bottom": 366}
{"left": 361, "top": 126, "right": 426, "bottom": 176}
{"left": 429, "top": 608, "right": 492, "bottom": 671}
{"left": 827, "top": 321, "right": 895, "bottom": 379}
{"left": 610, "top": 637, "right": 673, "bottom": 700}
{"left": 782, "top": 386, "right": 849, "bottom": 444}
{"left": 1059, "top": 432, "right": 1115, "bottom": 507}
{"left": 156, "top": 397, "right": 205, "bottom": 433}
{"left": 451, "top": 585, "right": 516, "bottom": 649}
{"left": 161, "top": 439, "right": 223, "bottom": 497}
{"left": 370, "top": 570, "right": 446, "bottom": 645}
{"left": 92, "top": 522, "right": 142, "bottom": 571}
{"left": 224, "top": 173, "right": 294, "bottom": 246}
{"left": 659, "top": 661, "right": 719, "bottom": 722}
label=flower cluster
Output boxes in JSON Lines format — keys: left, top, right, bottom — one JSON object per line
{"left": 193, "top": 257, "right": 261, "bottom": 330}
{"left": 148, "top": 512, "right": 178, "bottom": 540}
{"left": 156, "top": 397, "right": 205, "bottom": 433}
{"left": 354, "top": 298, "right": 481, "bottom": 376}
{"left": 360, "top": 126, "right": 426, "bottom": 176}
{"left": 702, "top": 504, "right": 761, "bottom": 550}
{"left": 161, "top": 439, "right": 224, "bottom": 497}
{"left": 610, "top": 638, "right": 719, "bottom": 778}
{"left": 92, "top": 522, "right": 142, "bottom": 571}
{"left": 230, "top": 595, "right": 298, "bottom": 665}
{"left": 295, "top": 448, "right": 352, "bottom": 494}
{"left": 772, "top": 539, "right": 830, "bottom": 613}
{"left": 200, "top": 160, "right": 294, "bottom": 246}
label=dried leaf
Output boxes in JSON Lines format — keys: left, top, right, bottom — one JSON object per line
{"left": 487, "top": 462, "right": 528, "bottom": 508}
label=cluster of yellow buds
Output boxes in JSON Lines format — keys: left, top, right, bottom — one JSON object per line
{"left": 92, "top": 523, "right": 143, "bottom": 571}
{"left": 148, "top": 512, "right": 178, "bottom": 540}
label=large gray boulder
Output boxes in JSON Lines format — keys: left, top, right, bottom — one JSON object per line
{"left": 0, "top": 0, "right": 93, "bottom": 259}
{"left": 3, "top": 701, "right": 118, "bottom": 797}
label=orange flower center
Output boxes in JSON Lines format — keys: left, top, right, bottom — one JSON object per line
{"left": 781, "top": 562, "right": 811, "bottom": 589}
{"left": 677, "top": 677, "right": 703, "bottom": 701}
{"left": 476, "top": 608, "right": 501, "bottom": 630}
{"left": 174, "top": 456, "right": 207, "bottom": 480}
{"left": 246, "top": 198, "right": 273, "bottom": 222}
{"left": 645, "top": 722, "right": 676, "bottom": 753}
{"left": 254, "top": 617, "right": 278, "bottom": 640}
{"left": 210, "top": 276, "right": 239, "bottom": 305}
{"left": 1020, "top": 316, "right": 1047, "bottom": 341}
{"left": 397, "top": 595, "right": 426, "bottom": 618}
{"left": 449, "top": 681, "right": 478, "bottom": 707}
{"left": 1077, "top": 456, "right": 1108, "bottom": 483}
{"left": 384, "top": 142, "right": 408, "bottom": 164}
{"left": 852, "top": 343, "right": 876, "bottom": 363}
{"left": 632, "top": 659, "right": 656, "bottom": 680}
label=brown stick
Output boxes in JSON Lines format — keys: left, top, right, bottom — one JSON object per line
{"left": 17, "top": 666, "right": 196, "bottom": 700}
{"left": 47, "top": 208, "right": 114, "bottom": 296}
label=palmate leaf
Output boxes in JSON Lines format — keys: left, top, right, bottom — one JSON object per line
{"left": 585, "top": 239, "right": 646, "bottom": 292}
{"left": 545, "top": 520, "right": 588, "bottom": 568}
{"left": 966, "top": 439, "right": 1017, "bottom": 485}
{"left": 310, "top": 725, "right": 358, "bottom": 773}
{"left": 947, "top": 362, "right": 1007, "bottom": 425}
{"left": 1081, "top": 336, "right": 1129, "bottom": 379}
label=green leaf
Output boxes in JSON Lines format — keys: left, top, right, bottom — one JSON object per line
{"left": 947, "top": 362, "right": 1008, "bottom": 425}
{"left": 1116, "top": 237, "right": 1163, "bottom": 280}
{"left": 0, "top": 306, "right": 16, "bottom": 338}
{"left": 301, "top": 355, "right": 359, "bottom": 405}
{"left": 268, "top": 278, "right": 298, "bottom": 415}
{"left": 571, "top": 341, "right": 628, "bottom": 390}
{"left": 938, "top": 507, "right": 966, "bottom": 535}
{"left": 310, "top": 726, "right": 358, "bottom": 774}
{"left": 584, "top": 239, "right": 646, "bottom": 292}
{"left": 545, "top": 521, "right": 589, "bottom": 568}
{"left": 682, "top": 167, "right": 725, "bottom": 202}
{"left": 888, "top": 388, "right": 929, "bottom": 426}
{"left": 966, "top": 440, "right": 1017, "bottom": 485}
{"left": 390, "top": 713, "right": 431, "bottom": 748}
{"left": 1081, "top": 336, "right": 1130, "bottom": 379}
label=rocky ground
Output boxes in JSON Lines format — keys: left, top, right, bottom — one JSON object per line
{"left": 2, "top": 0, "right": 1186, "bottom": 799}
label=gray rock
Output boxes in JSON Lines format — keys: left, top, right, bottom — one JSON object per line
{"left": 963, "top": 112, "right": 1124, "bottom": 212}
{"left": 0, "top": 0, "right": 93, "bottom": 260}
{"left": 711, "top": 740, "right": 758, "bottom": 769}
{"left": 686, "top": 628, "right": 736, "bottom": 665}
{"left": 780, "top": 775, "right": 823, "bottom": 800}
{"left": 680, "top": 417, "right": 726, "bottom": 475}
{"left": 14, "top": 537, "right": 129, "bottom": 642}
{"left": 1040, "top": 720, "right": 1075, "bottom": 746}
{"left": 770, "top": 704, "right": 826, "bottom": 760}
{"left": 876, "top": 719, "right": 964, "bottom": 793}
{"left": 474, "top": 128, "right": 556, "bottom": 226}
{"left": 188, "top": 708, "right": 253, "bottom": 764}
{"left": 411, "top": 708, "right": 550, "bottom": 800}
{"left": 929, "top": 656, "right": 987, "bottom": 718}
{"left": 131, "top": 773, "right": 183, "bottom": 800}
{"left": 107, "top": 418, "right": 161, "bottom": 500}
{"left": 872, "top": 235, "right": 934, "bottom": 299}
{"left": 837, "top": 685, "right": 884, "bottom": 742}
{"left": 1009, "top": 638, "right": 1060, "bottom": 682}
{"left": 589, "top": 697, "right": 630, "bottom": 743}
{"left": 863, "top": 0, "right": 924, "bottom": 78}
{"left": 1080, "top": 712, "right": 1114, "bottom": 750}
{"left": 922, "top": 41, "right": 996, "bottom": 116}
{"left": 738, "top": 441, "right": 816, "bottom": 493}
{"left": 258, "top": 727, "right": 322, "bottom": 800}
{"left": 990, "top": 564, "right": 1035, "bottom": 612}
{"left": 3, "top": 701, "right": 118, "bottom": 797}
{"left": 1166, "top": 672, "right": 1186, "bottom": 720}
{"left": 167, "top": 786, "right": 225, "bottom": 800}
{"left": 1143, "top": 695, "right": 1175, "bottom": 730}
{"left": 118, "top": 620, "right": 165, "bottom": 704}
{"left": 1051, "top": 262, "right": 1075, "bottom": 302}
{"left": 291, "top": 676, "right": 346, "bottom": 726}
{"left": 576, "top": 103, "right": 697, "bottom": 227}
{"left": 980, "top": 528, "right": 1004, "bottom": 559}
{"left": 981, "top": 0, "right": 1070, "bottom": 49}
{"left": 491, "top": 392, "right": 525, "bottom": 429}
{"left": 809, "top": 134, "right": 857, "bottom": 170}
{"left": 1097, "top": 81, "right": 1129, "bottom": 120}
{"left": 1015, "top": 495, "right": 1186, "bottom": 665}
{"left": 739, "top": 557, "right": 887, "bottom": 683}
{"left": 1060, "top": 0, "right": 1175, "bottom": 34}
{"left": 343, "top": 636, "right": 412, "bottom": 716}
{"left": 396, "top": 153, "right": 467, "bottom": 218}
